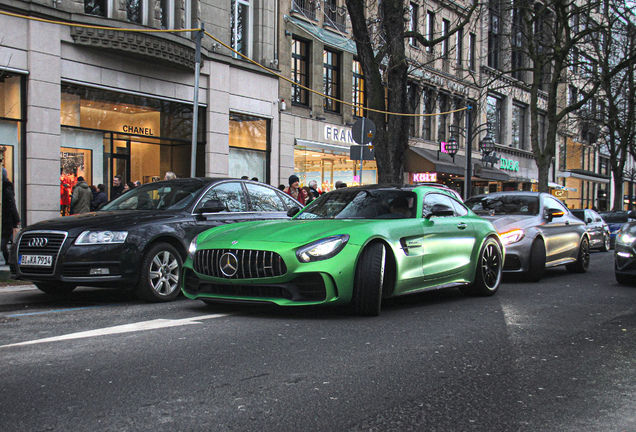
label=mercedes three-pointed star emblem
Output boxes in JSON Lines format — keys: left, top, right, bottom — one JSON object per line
{"left": 219, "top": 252, "right": 239, "bottom": 277}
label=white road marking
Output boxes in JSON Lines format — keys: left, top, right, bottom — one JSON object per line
{"left": 0, "top": 313, "right": 230, "bottom": 348}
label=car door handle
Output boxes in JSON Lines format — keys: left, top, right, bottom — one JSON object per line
{"left": 457, "top": 222, "right": 467, "bottom": 230}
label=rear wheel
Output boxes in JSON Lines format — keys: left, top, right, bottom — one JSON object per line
{"left": 134, "top": 243, "right": 183, "bottom": 303}
{"left": 527, "top": 239, "right": 546, "bottom": 282}
{"left": 351, "top": 243, "right": 386, "bottom": 317}
{"left": 34, "top": 282, "right": 76, "bottom": 295}
{"left": 566, "top": 237, "right": 590, "bottom": 273}
{"left": 600, "top": 234, "right": 610, "bottom": 252}
{"left": 461, "top": 237, "right": 502, "bottom": 296}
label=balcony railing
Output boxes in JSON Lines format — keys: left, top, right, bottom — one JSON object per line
{"left": 292, "top": 0, "right": 317, "bottom": 21}
{"left": 324, "top": 2, "right": 347, "bottom": 32}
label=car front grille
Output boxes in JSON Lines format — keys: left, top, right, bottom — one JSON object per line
{"left": 193, "top": 249, "right": 287, "bottom": 279}
{"left": 17, "top": 231, "right": 67, "bottom": 276}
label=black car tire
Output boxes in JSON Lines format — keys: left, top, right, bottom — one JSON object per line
{"left": 566, "top": 237, "right": 590, "bottom": 274}
{"left": 600, "top": 234, "right": 610, "bottom": 252}
{"left": 351, "top": 242, "right": 385, "bottom": 317}
{"left": 615, "top": 272, "right": 633, "bottom": 285}
{"left": 461, "top": 237, "right": 502, "bottom": 296}
{"left": 527, "top": 238, "right": 546, "bottom": 282}
{"left": 134, "top": 243, "right": 183, "bottom": 303}
{"left": 34, "top": 282, "right": 76, "bottom": 295}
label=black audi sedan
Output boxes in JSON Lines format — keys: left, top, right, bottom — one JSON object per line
{"left": 10, "top": 178, "right": 302, "bottom": 302}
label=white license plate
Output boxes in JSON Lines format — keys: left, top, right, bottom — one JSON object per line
{"left": 19, "top": 255, "right": 53, "bottom": 267}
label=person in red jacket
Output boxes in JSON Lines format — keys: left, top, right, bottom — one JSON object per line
{"left": 283, "top": 175, "right": 307, "bottom": 205}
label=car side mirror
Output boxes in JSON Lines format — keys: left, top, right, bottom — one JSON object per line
{"left": 425, "top": 204, "right": 455, "bottom": 219}
{"left": 287, "top": 207, "right": 301, "bottom": 217}
{"left": 586, "top": 217, "right": 592, "bottom": 224}
{"left": 194, "top": 199, "right": 226, "bottom": 214}
{"left": 629, "top": 210, "right": 636, "bottom": 219}
{"left": 545, "top": 208, "right": 565, "bottom": 221}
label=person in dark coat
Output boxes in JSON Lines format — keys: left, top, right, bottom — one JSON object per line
{"left": 91, "top": 184, "right": 108, "bottom": 211}
{"left": 2, "top": 169, "right": 20, "bottom": 263}
{"left": 111, "top": 174, "right": 125, "bottom": 199}
{"left": 71, "top": 176, "right": 92, "bottom": 214}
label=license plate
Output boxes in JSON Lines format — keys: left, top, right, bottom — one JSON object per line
{"left": 19, "top": 255, "right": 53, "bottom": 267}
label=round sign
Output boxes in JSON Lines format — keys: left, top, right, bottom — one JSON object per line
{"left": 351, "top": 118, "right": 376, "bottom": 145}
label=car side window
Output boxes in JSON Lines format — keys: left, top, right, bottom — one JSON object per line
{"left": 450, "top": 198, "right": 469, "bottom": 216}
{"left": 278, "top": 190, "right": 302, "bottom": 210}
{"left": 423, "top": 193, "right": 456, "bottom": 218}
{"left": 544, "top": 195, "right": 568, "bottom": 213}
{"left": 246, "top": 183, "right": 286, "bottom": 212}
{"left": 198, "top": 182, "right": 247, "bottom": 212}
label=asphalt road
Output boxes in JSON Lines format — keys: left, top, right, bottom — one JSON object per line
{"left": 1, "top": 250, "right": 634, "bottom": 431}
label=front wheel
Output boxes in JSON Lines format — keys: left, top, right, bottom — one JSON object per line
{"left": 566, "top": 237, "right": 590, "bottom": 273}
{"left": 526, "top": 239, "right": 546, "bottom": 282}
{"left": 34, "top": 282, "right": 76, "bottom": 295}
{"left": 351, "top": 243, "right": 386, "bottom": 317}
{"left": 134, "top": 243, "right": 183, "bottom": 303}
{"left": 461, "top": 237, "right": 502, "bottom": 296}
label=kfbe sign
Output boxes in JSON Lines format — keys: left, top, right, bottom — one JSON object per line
{"left": 500, "top": 157, "right": 519, "bottom": 172}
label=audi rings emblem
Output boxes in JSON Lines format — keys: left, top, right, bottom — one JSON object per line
{"left": 219, "top": 252, "right": 239, "bottom": 277}
{"left": 28, "top": 237, "right": 48, "bottom": 248}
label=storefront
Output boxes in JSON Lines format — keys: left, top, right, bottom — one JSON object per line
{"left": 60, "top": 83, "right": 206, "bottom": 204}
{"left": 293, "top": 123, "right": 377, "bottom": 192}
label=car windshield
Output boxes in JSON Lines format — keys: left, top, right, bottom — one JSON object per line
{"left": 599, "top": 211, "right": 628, "bottom": 223}
{"left": 100, "top": 180, "right": 207, "bottom": 211}
{"left": 296, "top": 189, "right": 417, "bottom": 220}
{"left": 465, "top": 195, "right": 540, "bottom": 216}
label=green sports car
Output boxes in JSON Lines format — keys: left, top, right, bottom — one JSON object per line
{"left": 181, "top": 184, "right": 504, "bottom": 316}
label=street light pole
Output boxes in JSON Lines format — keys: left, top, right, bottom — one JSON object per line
{"left": 465, "top": 108, "right": 473, "bottom": 201}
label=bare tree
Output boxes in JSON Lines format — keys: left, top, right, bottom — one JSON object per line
{"left": 344, "top": 0, "right": 479, "bottom": 183}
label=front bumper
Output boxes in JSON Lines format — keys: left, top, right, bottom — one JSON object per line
{"left": 500, "top": 237, "right": 534, "bottom": 273}
{"left": 11, "top": 231, "right": 141, "bottom": 287}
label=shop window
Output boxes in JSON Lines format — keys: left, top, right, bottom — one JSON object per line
{"left": 229, "top": 113, "right": 269, "bottom": 182}
{"left": 292, "top": 38, "right": 310, "bottom": 106}
{"left": 323, "top": 49, "right": 341, "bottom": 113}
{"left": 0, "top": 74, "right": 22, "bottom": 120}
{"left": 352, "top": 60, "right": 366, "bottom": 117}
{"left": 231, "top": 0, "right": 252, "bottom": 57}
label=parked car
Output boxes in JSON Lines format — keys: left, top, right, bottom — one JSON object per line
{"left": 465, "top": 192, "right": 589, "bottom": 282}
{"left": 182, "top": 184, "right": 504, "bottom": 316}
{"left": 10, "top": 178, "right": 302, "bottom": 302}
{"left": 570, "top": 209, "right": 610, "bottom": 251}
{"left": 614, "top": 210, "right": 636, "bottom": 285}
{"left": 599, "top": 210, "right": 633, "bottom": 248}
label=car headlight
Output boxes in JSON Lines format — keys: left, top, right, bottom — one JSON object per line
{"left": 296, "top": 235, "right": 349, "bottom": 263}
{"left": 75, "top": 231, "right": 128, "bottom": 245}
{"left": 499, "top": 229, "right": 525, "bottom": 245}
{"left": 617, "top": 232, "right": 636, "bottom": 246}
{"left": 188, "top": 235, "right": 199, "bottom": 259}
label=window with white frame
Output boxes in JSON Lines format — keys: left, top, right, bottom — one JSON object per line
{"left": 159, "top": 0, "right": 192, "bottom": 29}
{"left": 512, "top": 103, "right": 526, "bottom": 150}
{"left": 409, "top": 2, "right": 419, "bottom": 47}
{"left": 456, "top": 28, "right": 463, "bottom": 67}
{"left": 232, "top": 0, "right": 252, "bottom": 57}
{"left": 426, "top": 11, "right": 435, "bottom": 53}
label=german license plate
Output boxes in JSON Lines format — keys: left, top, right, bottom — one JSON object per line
{"left": 19, "top": 255, "right": 53, "bottom": 267}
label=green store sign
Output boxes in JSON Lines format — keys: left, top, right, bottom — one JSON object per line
{"left": 500, "top": 157, "right": 519, "bottom": 172}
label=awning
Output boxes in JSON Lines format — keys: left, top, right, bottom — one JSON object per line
{"left": 557, "top": 171, "right": 610, "bottom": 184}
{"left": 295, "top": 138, "right": 350, "bottom": 153}
{"left": 548, "top": 181, "right": 578, "bottom": 192}
{"left": 286, "top": 16, "right": 357, "bottom": 55}
{"left": 406, "top": 147, "right": 510, "bottom": 181}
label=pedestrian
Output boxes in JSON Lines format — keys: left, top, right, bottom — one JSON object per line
{"left": 2, "top": 169, "right": 20, "bottom": 263}
{"left": 164, "top": 171, "right": 177, "bottom": 180}
{"left": 308, "top": 180, "right": 320, "bottom": 198}
{"left": 303, "top": 186, "right": 315, "bottom": 205}
{"left": 71, "top": 176, "right": 93, "bottom": 214}
{"left": 284, "top": 175, "right": 307, "bottom": 205}
{"left": 335, "top": 181, "right": 347, "bottom": 189}
{"left": 91, "top": 183, "right": 108, "bottom": 211}
{"left": 111, "top": 174, "right": 125, "bottom": 199}
{"left": 251, "top": 177, "right": 259, "bottom": 182}
{"left": 134, "top": 180, "right": 142, "bottom": 187}
{"left": 122, "top": 181, "right": 136, "bottom": 194}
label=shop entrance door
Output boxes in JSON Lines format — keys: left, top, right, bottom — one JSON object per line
{"left": 110, "top": 138, "right": 130, "bottom": 198}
